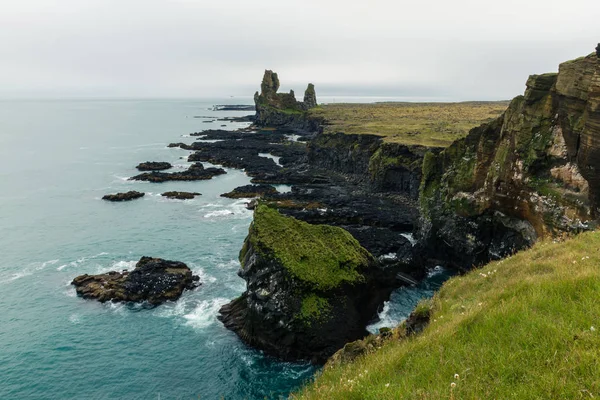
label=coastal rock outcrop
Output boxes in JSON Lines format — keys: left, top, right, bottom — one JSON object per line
{"left": 253, "top": 70, "right": 321, "bottom": 131}
{"left": 161, "top": 191, "right": 201, "bottom": 200}
{"left": 130, "top": 162, "right": 226, "bottom": 182}
{"left": 220, "top": 184, "right": 277, "bottom": 199}
{"left": 418, "top": 51, "right": 600, "bottom": 269}
{"left": 102, "top": 191, "right": 145, "bottom": 202}
{"left": 136, "top": 161, "right": 172, "bottom": 171}
{"left": 71, "top": 256, "right": 200, "bottom": 305}
{"left": 218, "top": 205, "right": 399, "bottom": 363}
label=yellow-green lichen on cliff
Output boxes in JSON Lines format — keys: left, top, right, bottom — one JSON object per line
{"left": 247, "top": 205, "right": 374, "bottom": 290}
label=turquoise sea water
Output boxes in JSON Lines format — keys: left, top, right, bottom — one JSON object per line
{"left": 0, "top": 98, "right": 447, "bottom": 399}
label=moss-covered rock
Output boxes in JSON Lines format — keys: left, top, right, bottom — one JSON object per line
{"left": 218, "top": 205, "right": 396, "bottom": 363}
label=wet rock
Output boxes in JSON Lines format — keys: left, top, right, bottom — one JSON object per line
{"left": 71, "top": 256, "right": 200, "bottom": 305}
{"left": 102, "top": 191, "right": 145, "bottom": 202}
{"left": 220, "top": 184, "right": 277, "bottom": 199}
{"left": 130, "top": 163, "right": 226, "bottom": 182}
{"left": 136, "top": 161, "right": 172, "bottom": 171}
{"left": 218, "top": 205, "right": 400, "bottom": 364}
{"left": 161, "top": 191, "right": 201, "bottom": 200}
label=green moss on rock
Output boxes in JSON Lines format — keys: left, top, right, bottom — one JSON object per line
{"left": 298, "top": 294, "right": 331, "bottom": 325}
{"left": 248, "top": 205, "right": 374, "bottom": 290}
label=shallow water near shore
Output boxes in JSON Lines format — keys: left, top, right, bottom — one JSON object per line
{"left": 0, "top": 97, "right": 448, "bottom": 399}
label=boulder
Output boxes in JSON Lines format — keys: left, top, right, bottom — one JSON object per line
{"left": 136, "top": 161, "right": 172, "bottom": 171}
{"left": 102, "top": 191, "right": 145, "bottom": 202}
{"left": 71, "top": 256, "right": 200, "bottom": 305}
{"left": 161, "top": 191, "right": 201, "bottom": 200}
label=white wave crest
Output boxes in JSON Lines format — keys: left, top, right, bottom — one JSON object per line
{"left": 183, "top": 298, "right": 229, "bottom": 329}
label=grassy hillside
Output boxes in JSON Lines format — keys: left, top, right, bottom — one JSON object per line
{"left": 308, "top": 101, "right": 509, "bottom": 147}
{"left": 295, "top": 231, "right": 600, "bottom": 399}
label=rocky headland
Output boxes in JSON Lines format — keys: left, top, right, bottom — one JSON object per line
{"left": 72, "top": 256, "right": 200, "bottom": 305}
{"left": 217, "top": 205, "right": 402, "bottom": 363}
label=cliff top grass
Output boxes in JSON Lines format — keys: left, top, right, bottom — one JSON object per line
{"left": 249, "top": 205, "right": 373, "bottom": 290}
{"left": 296, "top": 231, "right": 600, "bottom": 399}
{"left": 309, "top": 101, "right": 510, "bottom": 147}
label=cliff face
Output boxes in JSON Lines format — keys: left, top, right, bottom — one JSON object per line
{"left": 254, "top": 70, "right": 320, "bottom": 130}
{"left": 418, "top": 52, "right": 600, "bottom": 269}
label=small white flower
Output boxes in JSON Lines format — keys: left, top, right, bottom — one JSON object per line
{"left": 385, "top": 383, "right": 390, "bottom": 388}
{"left": 591, "top": 326, "right": 596, "bottom": 332}
{"left": 454, "top": 373, "right": 460, "bottom": 380}
{"left": 451, "top": 382, "right": 456, "bottom": 388}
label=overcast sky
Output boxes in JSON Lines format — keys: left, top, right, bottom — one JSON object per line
{"left": 1, "top": 0, "right": 599, "bottom": 100}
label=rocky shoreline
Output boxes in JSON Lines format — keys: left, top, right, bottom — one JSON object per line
{"left": 91, "top": 49, "right": 600, "bottom": 367}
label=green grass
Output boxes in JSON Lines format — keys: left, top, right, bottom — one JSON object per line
{"left": 295, "top": 231, "right": 600, "bottom": 399}
{"left": 309, "top": 101, "right": 509, "bottom": 147}
{"left": 249, "top": 205, "right": 374, "bottom": 290}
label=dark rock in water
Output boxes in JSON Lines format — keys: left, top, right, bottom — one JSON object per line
{"left": 130, "top": 162, "right": 226, "bottom": 183}
{"left": 213, "top": 105, "right": 255, "bottom": 111}
{"left": 71, "top": 256, "right": 200, "bottom": 305}
{"left": 220, "top": 184, "right": 277, "bottom": 199}
{"left": 102, "top": 191, "right": 145, "bottom": 202}
{"left": 161, "top": 191, "right": 201, "bottom": 200}
{"left": 218, "top": 205, "right": 401, "bottom": 364}
{"left": 136, "top": 161, "right": 172, "bottom": 171}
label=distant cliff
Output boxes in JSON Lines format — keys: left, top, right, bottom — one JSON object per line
{"left": 418, "top": 50, "right": 600, "bottom": 269}
{"left": 254, "top": 70, "right": 320, "bottom": 130}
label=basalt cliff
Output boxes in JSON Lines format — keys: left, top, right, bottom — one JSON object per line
{"left": 418, "top": 51, "right": 600, "bottom": 269}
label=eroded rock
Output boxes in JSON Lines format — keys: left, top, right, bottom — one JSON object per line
{"left": 71, "top": 256, "right": 200, "bottom": 305}
{"left": 136, "top": 161, "right": 172, "bottom": 171}
{"left": 130, "top": 162, "right": 226, "bottom": 182}
{"left": 102, "top": 191, "right": 145, "bottom": 202}
{"left": 161, "top": 191, "right": 201, "bottom": 200}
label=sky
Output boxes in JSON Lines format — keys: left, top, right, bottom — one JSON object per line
{"left": 1, "top": 0, "right": 599, "bottom": 100}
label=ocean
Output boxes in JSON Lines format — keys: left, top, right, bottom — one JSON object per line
{"left": 0, "top": 97, "right": 448, "bottom": 399}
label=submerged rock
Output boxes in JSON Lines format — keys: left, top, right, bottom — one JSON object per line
{"left": 218, "top": 205, "right": 398, "bottom": 364}
{"left": 135, "top": 161, "right": 172, "bottom": 171}
{"left": 130, "top": 162, "right": 226, "bottom": 182}
{"left": 220, "top": 184, "right": 277, "bottom": 199}
{"left": 102, "top": 191, "right": 145, "bottom": 202}
{"left": 71, "top": 256, "right": 200, "bottom": 305}
{"left": 161, "top": 191, "right": 201, "bottom": 200}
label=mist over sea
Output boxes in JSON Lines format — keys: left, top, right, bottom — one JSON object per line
{"left": 0, "top": 98, "right": 446, "bottom": 399}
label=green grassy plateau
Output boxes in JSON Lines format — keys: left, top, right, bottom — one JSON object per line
{"left": 295, "top": 231, "right": 600, "bottom": 399}
{"left": 309, "top": 101, "right": 509, "bottom": 147}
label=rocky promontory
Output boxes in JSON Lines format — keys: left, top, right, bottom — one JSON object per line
{"left": 218, "top": 205, "right": 400, "bottom": 363}
{"left": 253, "top": 70, "right": 321, "bottom": 131}
{"left": 102, "top": 191, "right": 145, "bottom": 202}
{"left": 72, "top": 256, "right": 200, "bottom": 305}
